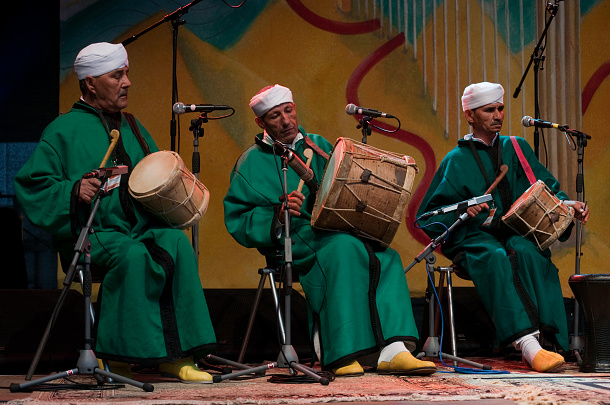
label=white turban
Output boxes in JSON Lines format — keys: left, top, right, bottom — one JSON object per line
{"left": 461, "top": 82, "right": 504, "bottom": 111}
{"left": 74, "top": 42, "right": 129, "bottom": 80}
{"left": 249, "top": 84, "right": 293, "bottom": 117}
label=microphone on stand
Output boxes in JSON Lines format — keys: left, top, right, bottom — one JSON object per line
{"left": 345, "top": 103, "right": 396, "bottom": 118}
{"left": 419, "top": 194, "right": 494, "bottom": 219}
{"left": 274, "top": 143, "right": 317, "bottom": 190}
{"left": 521, "top": 116, "right": 564, "bottom": 129}
{"left": 173, "top": 102, "right": 233, "bottom": 115}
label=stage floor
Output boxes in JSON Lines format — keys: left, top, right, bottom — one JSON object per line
{"left": 2, "top": 354, "right": 610, "bottom": 404}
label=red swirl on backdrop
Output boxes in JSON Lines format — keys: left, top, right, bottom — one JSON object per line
{"left": 287, "top": 0, "right": 435, "bottom": 246}
{"left": 345, "top": 34, "right": 436, "bottom": 247}
{"left": 285, "top": 0, "right": 381, "bottom": 34}
{"left": 582, "top": 60, "right": 610, "bottom": 116}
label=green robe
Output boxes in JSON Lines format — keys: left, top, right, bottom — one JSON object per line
{"left": 223, "top": 128, "right": 420, "bottom": 370}
{"left": 416, "top": 134, "right": 571, "bottom": 349}
{"left": 14, "top": 101, "right": 216, "bottom": 363}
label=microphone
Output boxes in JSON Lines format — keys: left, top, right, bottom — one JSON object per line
{"left": 173, "top": 102, "right": 232, "bottom": 115}
{"left": 419, "top": 194, "right": 494, "bottom": 220}
{"left": 345, "top": 103, "right": 396, "bottom": 118}
{"left": 521, "top": 116, "right": 563, "bottom": 129}
{"left": 83, "top": 165, "right": 129, "bottom": 179}
{"left": 286, "top": 149, "right": 315, "bottom": 184}
{"left": 274, "top": 142, "right": 317, "bottom": 190}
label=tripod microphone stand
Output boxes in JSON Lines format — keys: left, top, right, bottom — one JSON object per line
{"left": 208, "top": 152, "right": 329, "bottom": 385}
{"left": 405, "top": 212, "right": 491, "bottom": 370}
{"left": 11, "top": 177, "right": 154, "bottom": 393}
{"left": 561, "top": 126, "right": 591, "bottom": 363}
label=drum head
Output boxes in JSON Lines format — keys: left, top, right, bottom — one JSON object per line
{"left": 129, "top": 151, "right": 183, "bottom": 196}
{"left": 312, "top": 138, "right": 347, "bottom": 220}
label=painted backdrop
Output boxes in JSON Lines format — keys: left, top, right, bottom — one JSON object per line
{"left": 53, "top": 0, "right": 609, "bottom": 297}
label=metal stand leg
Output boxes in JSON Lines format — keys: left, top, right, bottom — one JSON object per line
{"left": 416, "top": 257, "right": 491, "bottom": 370}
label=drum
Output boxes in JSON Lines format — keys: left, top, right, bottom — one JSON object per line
{"left": 501, "top": 180, "right": 573, "bottom": 251}
{"left": 569, "top": 274, "right": 610, "bottom": 373}
{"left": 128, "top": 151, "right": 209, "bottom": 229}
{"left": 311, "top": 137, "right": 418, "bottom": 247}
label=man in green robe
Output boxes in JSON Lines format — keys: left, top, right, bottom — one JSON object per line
{"left": 224, "top": 84, "right": 436, "bottom": 376}
{"left": 14, "top": 42, "right": 216, "bottom": 383}
{"left": 416, "top": 82, "right": 589, "bottom": 372}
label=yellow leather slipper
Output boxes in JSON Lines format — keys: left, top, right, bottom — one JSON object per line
{"left": 97, "top": 359, "right": 134, "bottom": 379}
{"left": 531, "top": 349, "right": 565, "bottom": 372}
{"left": 332, "top": 359, "right": 364, "bottom": 377}
{"left": 159, "top": 358, "right": 213, "bottom": 384}
{"left": 377, "top": 351, "right": 436, "bottom": 376}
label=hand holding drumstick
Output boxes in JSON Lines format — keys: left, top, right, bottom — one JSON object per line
{"left": 466, "top": 164, "right": 508, "bottom": 218}
{"left": 279, "top": 148, "right": 313, "bottom": 222}
{"left": 79, "top": 129, "right": 120, "bottom": 204}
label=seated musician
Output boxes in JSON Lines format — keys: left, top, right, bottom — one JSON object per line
{"left": 14, "top": 42, "right": 216, "bottom": 382}
{"left": 416, "top": 81, "right": 589, "bottom": 372}
{"left": 223, "top": 84, "right": 436, "bottom": 376}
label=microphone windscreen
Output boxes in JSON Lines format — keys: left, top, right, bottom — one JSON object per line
{"left": 521, "top": 116, "right": 533, "bottom": 127}
{"left": 345, "top": 104, "right": 358, "bottom": 115}
{"left": 173, "top": 102, "right": 185, "bottom": 114}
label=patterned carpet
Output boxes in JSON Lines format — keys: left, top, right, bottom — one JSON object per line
{"left": 2, "top": 355, "right": 610, "bottom": 404}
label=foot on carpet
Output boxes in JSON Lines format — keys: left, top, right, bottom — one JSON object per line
{"left": 159, "top": 358, "right": 213, "bottom": 383}
{"left": 530, "top": 349, "right": 565, "bottom": 372}
{"left": 98, "top": 359, "right": 134, "bottom": 379}
{"left": 377, "top": 351, "right": 436, "bottom": 376}
{"left": 332, "top": 360, "right": 364, "bottom": 377}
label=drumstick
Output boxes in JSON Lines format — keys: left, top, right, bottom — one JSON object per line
{"left": 296, "top": 148, "right": 314, "bottom": 193}
{"left": 99, "top": 129, "right": 120, "bottom": 168}
{"left": 485, "top": 164, "right": 508, "bottom": 195}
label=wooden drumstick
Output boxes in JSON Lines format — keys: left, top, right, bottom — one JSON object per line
{"left": 485, "top": 164, "right": 508, "bottom": 195}
{"left": 296, "top": 148, "right": 314, "bottom": 193}
{"left": 99, "top": 129, "right": 120, "bottom": 168}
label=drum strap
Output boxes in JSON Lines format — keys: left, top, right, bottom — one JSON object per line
{"left": 509, "top": 136, "right": 537, "bottom": 185}
{"left": 303, "top": 136, "right": 330, "bottom": 161}
{"left": 123, "top": 112, "right": 151, "bottom": 155}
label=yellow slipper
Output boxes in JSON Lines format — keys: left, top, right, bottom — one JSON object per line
{"left": 97, "top": 359, "right": 134, "bottom": 379}
{"left": 531, "top": 349, "right": 565, "bottom": 373}
{"left": 332, "top": 360, "right": 364, "bottom": 377}
{"left": 159, "top": 358, "right": 213, "bottom": 384}
{"left": 377, "top": 351, "right": 436, "bottom": 376}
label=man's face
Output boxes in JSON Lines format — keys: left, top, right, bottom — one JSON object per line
{"left": 256, "top": 102, "right": 299, "bottom": 144}
{"left": 465, "top": 102, "right": 504, "bottom": 139}
{"left": 88, "top": 67, "right": 131, "bottom": 113}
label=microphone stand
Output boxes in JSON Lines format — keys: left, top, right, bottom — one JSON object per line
{"left": 188, "top": 113, "right": 207, "bottom": 262}
{"left": 12, "top": 181, "right": 154, "bottom": 393}
{"left": 559, "top": 126, "right": 591, "bottom": 362}
{"left": 122, "top": 0, "right": 203, "bottom": 152}
{"left": 405, "top": 212, "right": 491, "bottom": 370}
{"left": 356, "top": 116, "right": 373, "bottom": 144}
{"left": 208, "top": 151, "right": 329, "bottom": 385}
{"left": 512, "top": 1, "right": 560, "bottom": 159}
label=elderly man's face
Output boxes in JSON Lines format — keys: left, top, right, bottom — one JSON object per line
{"left": 87, "top": 67, "right": 131, "bottom": 113}
{"left": 465, "top": 102, "right": 504, "bottom": 139}
{"left": 256, "top": 102, "right": 299, "bottom": 144}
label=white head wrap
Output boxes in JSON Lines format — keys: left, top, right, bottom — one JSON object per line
{"left": 249, "top": 85, "right": 293, "bottom": 117}
{"left": 74, "top": 42, "right": 129, "bottom": 80}
{"left": 461, "top": 82, "right": 504, "bottom": 111}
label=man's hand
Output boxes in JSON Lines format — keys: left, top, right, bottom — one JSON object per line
{"left": 568, "top": 201, "right": 590, "bottom": 224}
{"left": 466, "top": 202, "right": 489, "bottom": 218}
{"left": 79, "top": 178, "right": 101, "bottom": 204}
{"left": 278, "top": 191, "right": 305, "bottom": 223}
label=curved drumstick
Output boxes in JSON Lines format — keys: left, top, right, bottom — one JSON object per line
{"left": 485, "top": 164, "right": 508, "bottom": 195}
{"left": 296, "top": 148, "right": 314, "bottom": 193}
{"left": 99, "top": 129, "right": 120, "bottom": 168}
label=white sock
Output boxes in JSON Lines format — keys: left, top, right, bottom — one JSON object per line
{"left": 378, "top": 341, "right": 407, "bottom": 365}
{"left": 512, "top": 331, "right": 542, "bottom": 365}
